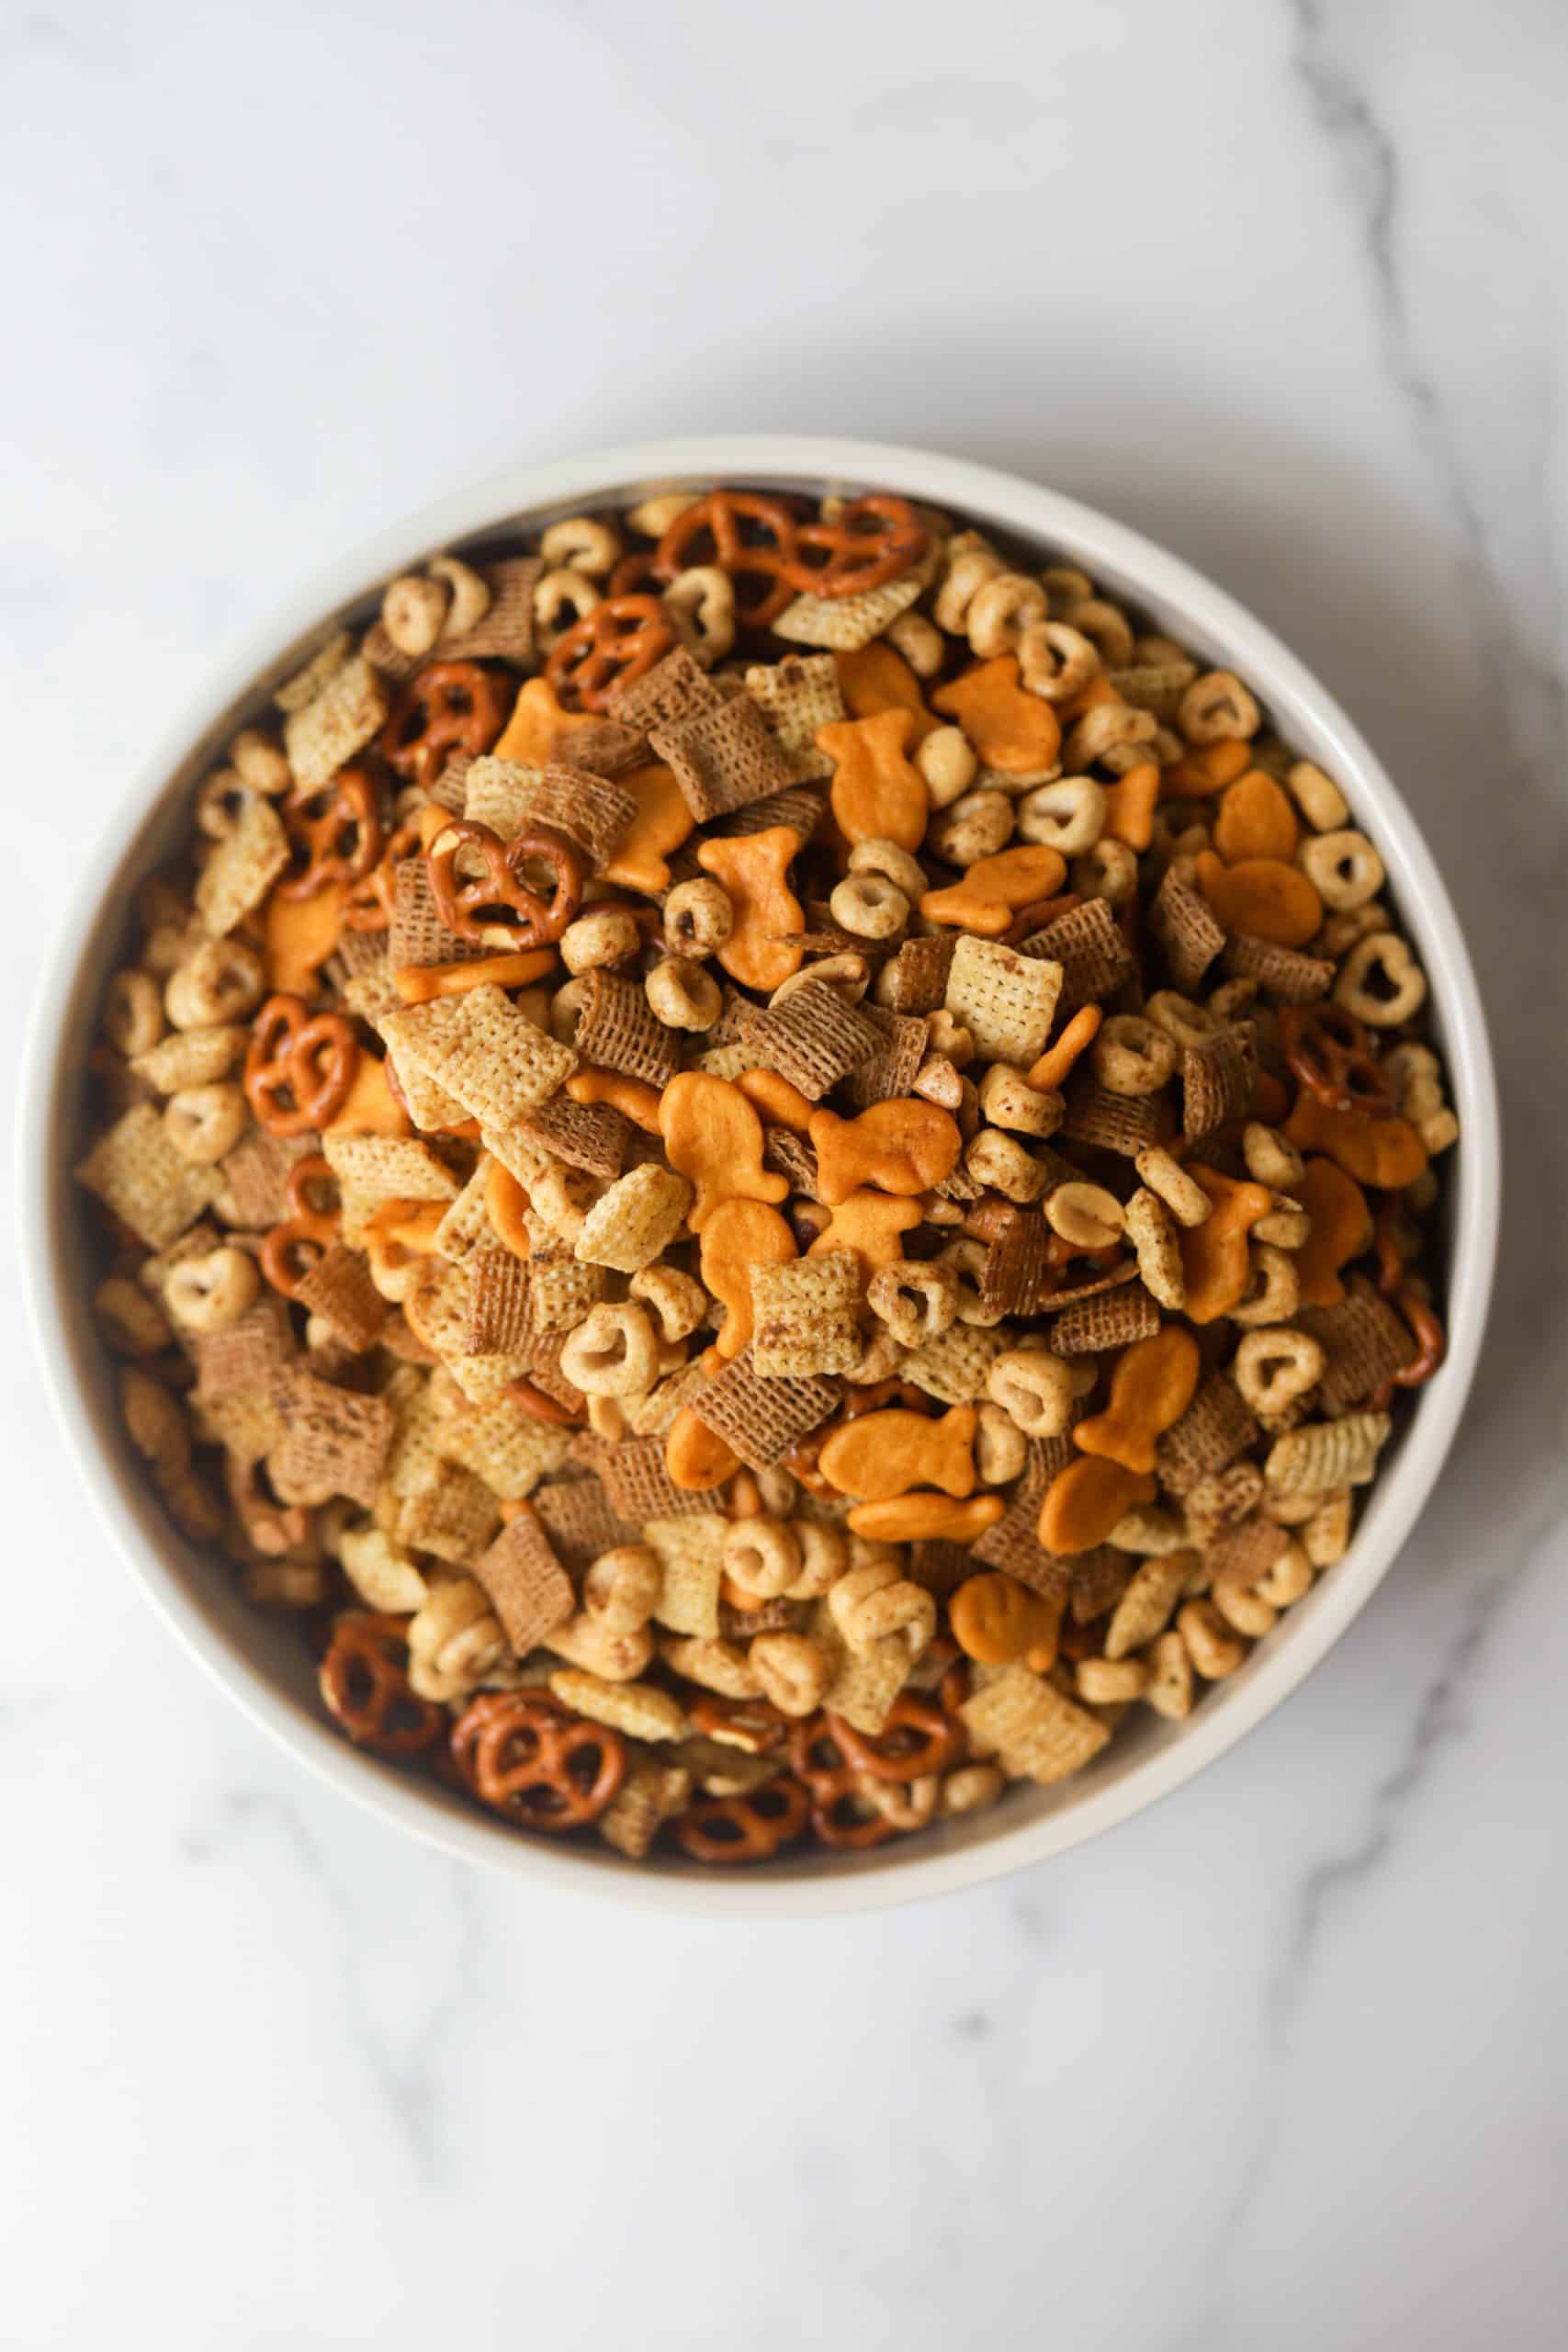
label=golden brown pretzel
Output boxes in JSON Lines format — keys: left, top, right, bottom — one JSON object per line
{"left": 243, "top": 994, "right": 359, "bottom": 1137}
{"left": 654, "top": 491, "right": 803, "bottom": 627}
{"left": 544, "top": 594, "right": 677, "bottom": 710}
{"left": 320, "top": 1613, "right": 446, "bottom": 1754}
{"left": 785, "top": 493, "right": 927, "bottom": 598}
{"left": 259, "top": 1150, "right": 342, "bottom": 1297}
{"left": 1280, "top": 1003, "right": 1395, "bottom": 1117}
{"left": 379, "top": 660, "right": 510, "bottom": 788}
{"left": 674, "top": 1778, "right": 810, "bottom": 1862}
{"left": 456, "top": 1690, "right": 626, "bottom": 1831}
{"left": 425, "top": 819, "right": 584, "bottom": 945}
{"left": 281, "top": 761, "right": 383, "bottom": 899}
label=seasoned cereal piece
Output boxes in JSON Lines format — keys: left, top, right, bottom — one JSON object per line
{"left": 1266, "top": 1412, "right": 1391, "bottom": 1497}
{"left": 525, "top": 1257, "right": 608, "bottom": 1333}
{"left": 959, "top": 1665, "right": 1110, "bottom": 1786}
{"left": 283, "top": 652, "right": 389, "bottom": 791}
{"left": 379, "top": 985, "right": 576, "bottom": 1132}
{"left": 651, "top": 693, "right": 797, "bottom": 822}
{"left": 878, "top": 933, "right": 955, "bottom": 1015}
{"left": 194, "top": 798, "right": 290, "bottom": 938}
{"left": 549, "top": 1669, "right": 689, "bottom": 1744}
{"left": 945, "top": 936, "right": 1062, "bottom": 1065}
{"left": 750, "top": 1252, "right": 862, "bottom": 1378}
{"left": 393, "top": 1460, "right": 501, "bottom": 1564}
{"left": 574, "top": 1164, "right": 693, "bottom": 1273}
{"left": 743, "top": 983, "right": 884, "bottom": 1102}
{"left": 472, "top": 1510, "right": 575, "bottom": 1654}
{"left": 1104, "top": 1554, "right": 1191, "bottom": 1658}
{"left": 644, "top": 1513, "right": 729, "bottom": 1638}
{"left": 598, "top": 1757, "right": 694, "bottom": 1860}
{"left": 75, "top": 1103, "right": 217, "bottom": 1250}
{"left": 1016, "top": 898, "right": 1135, "bottom": 1009}
{"left": 464, "top": 756, "right": 638, "bottom": 869}
{"left": 1149, "top": 865, "right": 1225, "bottom": 991}
{"left": 1156, "top": 1373, "right": 1258, "bottom": 1495}
{"left": 572, "top": 969, "right": 680, "bottom": 1089}
{"left": 292, "top": 1243, "right": 389, "bottom": 1352}
{"left": 742, "top": 653, "right": 847, "bottom": 777}
{"left": 466, "top": 1250, "right": 533, "bottom": 1354}
{"left": 532, "top": 1477, "right": 637, "bottom": 1571}
{"left": 773, "top": 569, "right": 926, "bottom": 650}
{"left": 587, "top": 1434, "right": 717, "bottom": 1522}
{"left": 904, "top": 1322, "right": 1011, "bottom": 1406}
{"left": 266, "top": 1372, "right": 395, "bottom": 1510}
{"left": 688, "top": 1347, "right": 840, "bottom": 1469}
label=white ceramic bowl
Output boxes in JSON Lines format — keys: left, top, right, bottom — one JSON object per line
{"left": 21, "top": 435, "right": 1500, "bottom": 1917}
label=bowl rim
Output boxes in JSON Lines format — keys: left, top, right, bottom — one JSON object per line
{"left": 19, "top": 433, "right": 1501, "bottom": 1919}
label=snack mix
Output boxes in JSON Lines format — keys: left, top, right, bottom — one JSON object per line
{"left": 79, "top": 485, "right": 1458, "bottom": 1864}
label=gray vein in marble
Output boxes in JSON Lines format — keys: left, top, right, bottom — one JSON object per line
{"left": 1265, "top": 1544, "right": 1542, "bottom": 2041}
{"left": 182, "top": 1784, "right": 481, "bottom": 2181}
{"left": 1181, "top": 1517, "right": 1553, "bottom": 2348}
{"left": 1291, "top": 0, "right": 1565, "bottom": 796}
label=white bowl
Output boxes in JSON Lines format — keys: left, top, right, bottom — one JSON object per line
{"left": 20, "top": 435, "right": 1500, "bottom": 1917}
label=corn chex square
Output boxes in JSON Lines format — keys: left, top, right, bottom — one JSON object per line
{"left": 525, "top": 1256, "right": 606, "bottom": 1332}
{"left": 282, "top": 652, "right": 389, "bottom": 792}
{"left": 392, "top": 1459, "right": 501, "bottom": 1563}
{"left": 945, "top": 937, "right": 1062, "bottom": 1064}
{"left": 959, "top": 1665, "right": 1111, "bottom": 1785}
{"left": 379, "top": 985, "right": 576, "bottom": 1133}
{"left": 750, "top": 1252, "right": 862, "bottom": 1377}
{"left": 433, "top": 1159, "right": 495, "bottom": 1261}
{"left": 644, "top": 1512, "right": 728, "bottom": 1638}
{"left": 434, "top": 1393, "right": 573, "bottom": 1498}
{"left": 598, "top": 1758, "right": 694, "bottom": 1860}
{"left": 194, "top": 797, "right": 290, "bottom": 937}
{"left": 574, "top": 1163, "right": 692, "bottom": 1273}
{"left": 772, "top": 570, "right": 926, "bottom": 651}
{"left": 75, "top": 1103, "right": 218, "bottom": 1250}
{"left": 807, "top": 1603, "right": 909, "bottom": 1735}
{"left": 741, "top": 653, "right": 847, "bottom": 778}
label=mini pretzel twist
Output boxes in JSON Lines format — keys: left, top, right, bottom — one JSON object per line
{"left": 674, "top": 1778, "right": 811, "bottom": 1861}
{"left": 425, "top": 819, "right": 584, "bottom": 945}
{"left": 654, "top": 490, "right": 804, "bottom": 627}
{"left": 784, "top": 494, "right": 927, "bottom": 599}
{"left": 243, "top": 993, "right": 360, "bottom": 1137}
{"left": 1279, "top": 1003, "right": 1394, "bottom": 1117}
{"left": 378, "top": 660, "right": 511, "bottom": 788}
{"left": 280, "top": 761, "right": 384, "bottom": 899}
{"left": 544, "top": 594, "right": 677, "bottom": 710}
{"left": 1370, "top": 1284, "right": 1446, "bottom": 1410}
{"left": 823, "top": 1694, "right": 964, "bottom": 1782}
{"left": 786, "top": 1719, "right": 897, "bottom": 1849}
{"left": 454, "top": 1690, "right": 626, "bottom": 1831}
{"left": 319, "top": 1612, "right": 446, "bottom": 1755}
{"left": 341, "top": 810, "right": 423, "bottom": 933}
{"left": 259, "top": 1151, "right": 341, "bottom": 1296}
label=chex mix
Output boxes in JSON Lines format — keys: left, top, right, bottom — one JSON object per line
{"left": 79, "top": 485, "right": 1455, "bottom": 1864}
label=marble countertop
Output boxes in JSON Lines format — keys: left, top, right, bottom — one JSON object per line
{"left": 5, "top": 2, "right": 1565, "bottom": 2345}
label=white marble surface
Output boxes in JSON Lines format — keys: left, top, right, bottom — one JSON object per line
{"left": 4, "top": 2, "right": 1566, "bottom": 2345}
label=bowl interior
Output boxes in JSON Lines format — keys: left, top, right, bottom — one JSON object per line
{"left": 28, "top": 439, "right": 1499, "bottom": 1915}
